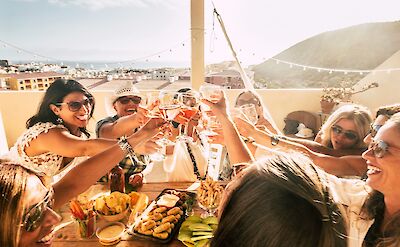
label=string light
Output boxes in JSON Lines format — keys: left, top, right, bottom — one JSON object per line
{"left": 0, "top": 38, "right": 189, "bottom": 67}
{"left": 268, "top": 58, "right": 400, "bottom": 75}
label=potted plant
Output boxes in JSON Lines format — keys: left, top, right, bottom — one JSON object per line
{"left": 320, "top": 81, "right": 378, "bottom": 114}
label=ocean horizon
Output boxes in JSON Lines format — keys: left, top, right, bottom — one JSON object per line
{"left": 9, "top": 60, "right": 190, "bottom": 70}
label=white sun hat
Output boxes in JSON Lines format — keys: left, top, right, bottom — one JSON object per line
{"left": 105, "top": 81, "right": 143, "bottom": 116}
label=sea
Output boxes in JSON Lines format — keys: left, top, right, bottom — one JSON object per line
{"left": 11, "top": 60, "right": 190, "bottom": 70}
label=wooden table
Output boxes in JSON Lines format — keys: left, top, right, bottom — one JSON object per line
{"left": 53, "top": 182, "right": 199, "bottom": 247}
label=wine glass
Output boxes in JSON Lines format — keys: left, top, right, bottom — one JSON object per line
{"left": 176, "top": 92, "right": 200, "bottom": 142}
{"left": 146, "top": 91, "right": 179, "bottom": 161}
{"left": 159, "top": 91, "right": 181, "bottom": 122}
{"left": 239, "top": 103, "right": 258, "bottom": 125}
{"left": 199, "top": 84, "right": 223, "bottom": 111}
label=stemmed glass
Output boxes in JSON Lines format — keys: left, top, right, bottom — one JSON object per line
{"left": 143, "top": 91, "right": 178, "bottom": 162}
{"left": 138, "top": 92, "right": 162, "bottom": 116}
{"left": 239, "top": 103, "right": 258, "bottom": 125}
{"left": 199, "top": 84, "right": 223, "bottom": 112}
{"left": 176, "top": 92, "right": 200, "bottom": 142}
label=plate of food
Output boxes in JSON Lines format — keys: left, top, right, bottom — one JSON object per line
{"left": 178, "top": 214, "right": 219, "bottom": 247}
{"left": 94, "top": 191, "right": 149, "bottom": 222}
{"left": 129, "top": 189, "right": 195, "bottom": 243}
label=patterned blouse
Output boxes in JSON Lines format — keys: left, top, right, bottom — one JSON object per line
{"left": 9, "top": 122, "right": 81, "bottom": 178}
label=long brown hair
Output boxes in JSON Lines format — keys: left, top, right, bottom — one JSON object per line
{"left": 26, "top": 79, "right": 95, "bottom": 137}
{"left": 211, "top": 153, "right": 347, "bottom": 247}
{"left": 362, "top": 113, "right": 400, "bottom": 247}
{"left": 0, "top": 160, "right": 29, "bottom": 247}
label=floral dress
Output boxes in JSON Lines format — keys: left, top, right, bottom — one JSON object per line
{"left": 8, "top": 122, "right": 84, "bottom": 179}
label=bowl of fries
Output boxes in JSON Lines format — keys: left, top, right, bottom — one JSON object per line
{"left": 94, "top": 191, "right": 131, "bottom": 222}
{"left": 197, "top": 176, "right": 223, "bottom": 217}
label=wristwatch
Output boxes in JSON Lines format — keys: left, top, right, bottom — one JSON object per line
{"left": 271, "top": 135, "right": 280, "bottom": 146}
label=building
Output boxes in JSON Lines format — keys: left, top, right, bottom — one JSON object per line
{"left": 0, "top": 60, "right": 9, "bottom": 67}
{"left": 0, "top": 74, "right": 9, "bottom": 89}
{"left": 152, "top": 69, "right": 171, "bottom": 80}
{"left": 4, "top": 72, "right": 64, "bottom": 91}
{"left": 205, "top": 69, "right": 245, "bottom": 89}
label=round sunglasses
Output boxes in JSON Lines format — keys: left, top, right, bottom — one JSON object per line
{"left": 368, "top": 139, "right": 400, "bottom": 158}
{"left": 22, "top": 189, "right": 54, "bottom": 232}
{"left": 56, "top": 98, "right": 93, "bottom": 112}
{"left": 331, "top": 125, "right": 358, "bottom": 141}
{"left": 117, "top": 96, "right": 142, "bottom": 105}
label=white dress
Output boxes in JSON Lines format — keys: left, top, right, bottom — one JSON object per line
{"left": 163, "top": 139, "right": 207, "bottom": 182}
{"left": 7, "top": 122, "right": 86, "bottom": 180}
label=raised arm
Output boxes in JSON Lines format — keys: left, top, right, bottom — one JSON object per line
{"left": 309, "top": 152, "right": 367, "bottom": 177}
{"left": 202, "top": 93, "right": 254, "bottom": 164}
{"left": 234, "top": 117, "right": 367, "bottom": 176}
{"left": 52, "top": 117, "right": 168, "bottom": 208}
{"left": 97, "top": 107, "right": 148, "bottom": 139}
{"left": 28, "top": 128, "right": 118, "bottom": 158}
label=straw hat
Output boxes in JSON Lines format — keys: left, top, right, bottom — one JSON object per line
{"left": 105, "top": 82, "right": 142, "bottom": 116}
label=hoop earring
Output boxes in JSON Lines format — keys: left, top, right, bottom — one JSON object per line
{"left": 56, "top": 117, "right": 63, "bottom": 124}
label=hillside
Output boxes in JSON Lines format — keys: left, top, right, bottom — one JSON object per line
{"left": 253, "top": 21, "right": 400, "bottom": 88}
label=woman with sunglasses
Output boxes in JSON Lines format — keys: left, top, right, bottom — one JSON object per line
{"left": 308, "top": 104, "right": 400, "bottom": 177}
{"left": 341, "top": 112, "right": 400, "bottom": 247}
{"left": 239, "top": 103, "right": 372, "bottom": 157}
{"left": 7, "top": 79, "right": 157, "bottom": 184}
{"left": 0, "top": 116, "right": 167, "bottom": 247}
{"left": 234, "top": 104, "right": 399, "bottom": 177}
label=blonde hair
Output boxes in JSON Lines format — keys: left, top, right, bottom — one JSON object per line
{"left": 0, "top": 159, "right": 29, "bottom": 247}
{"left": 319, "top": 104, "right": 372, "bottom": 149}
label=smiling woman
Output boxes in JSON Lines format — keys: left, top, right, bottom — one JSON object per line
{"left": 0, "top": 116, "right": 166, "bottom": 247}
{"left": 5, "top": 79, "right": 145, "bottom": 184}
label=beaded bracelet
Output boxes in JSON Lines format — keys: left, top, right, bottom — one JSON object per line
{"left": 117, "top": 136, "right": 135, "bottom": 156}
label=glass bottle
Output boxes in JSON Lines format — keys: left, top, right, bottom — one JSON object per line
{"left": 109, "top": 166, "right": 125, "bottom": 193}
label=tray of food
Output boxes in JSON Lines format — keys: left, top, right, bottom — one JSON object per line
{"left": 128, "top": 189, "right": 195, "bottom": 243}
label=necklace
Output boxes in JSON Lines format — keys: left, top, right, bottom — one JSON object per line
{"left": 186, "top": 142, "right": 207, "bottom": 180}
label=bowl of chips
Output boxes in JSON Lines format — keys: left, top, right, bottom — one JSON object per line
{"left": 94, "top": 191, "right": 131, "bottom": 222}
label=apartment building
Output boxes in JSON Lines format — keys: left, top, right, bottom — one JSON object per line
{"left": 4, "top": 72, "right": 64, "bottom": 91}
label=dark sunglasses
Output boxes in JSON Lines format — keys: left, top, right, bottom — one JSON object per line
{"left": 56, "top": 98, "right": 93, "bottom": 112}
{"left": 331, "top": 125, "right": 358, "bottom": 140}
{"left": 22, "top": 189, "right": 54, "bottom": 232}
{"left": 236, "top": 99, "right": 261, "bottom": 107}
{"left": 370, "top": 124, "right": 382, "bottom": 138}
{"left": 368, "top": 139, "right": 400, "bottom": 158}
{"left": 117, "top": 96, "right": 142, "bottom": 105}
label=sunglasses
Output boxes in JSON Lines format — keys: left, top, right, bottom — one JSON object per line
{"left": 236, "top": 99, "right": 261, "bottom": 107}
{"left": 331, "top": 125, "right": 358, "bottom": 141}
{"left": 22, "top": 189, "right": 54, "bottom": 232}
{"left": 370, "top": 124, "right": 382, "bottom": 138}
{"left": 56, "top": 98, "right": 93, "bottom": 112}
{"left": 368, "top": 140, "right": 400, "bottom": 158}
{"left": 117, "top": 96, "right": 142, "bottom": 105}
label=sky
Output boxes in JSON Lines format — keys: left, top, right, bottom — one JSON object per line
{"left": 1, "top": 0, "right": 400, "bottom": 67}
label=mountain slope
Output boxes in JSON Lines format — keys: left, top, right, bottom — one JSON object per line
{"left": 253, "top": 21, "right": 400, "bottom": 88}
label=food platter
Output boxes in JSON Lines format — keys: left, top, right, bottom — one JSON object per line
{"left": 128, "top": 189, "right": 195, "bottom": 243}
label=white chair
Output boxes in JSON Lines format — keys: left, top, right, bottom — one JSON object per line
{"left": 207, "top": 143, "right": 227, "bottom": 181}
